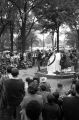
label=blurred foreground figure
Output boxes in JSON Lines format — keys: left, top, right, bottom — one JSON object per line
{"left": 21, "top": 100, "right": 42, "bottom": 120}
{"left": 62, "top": 81, "right": 79, "bottom": 120}
{"left": 42, "top": 93, "right": 61, "bottom": 120}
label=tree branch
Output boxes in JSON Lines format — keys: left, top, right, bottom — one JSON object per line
{"left": 26, "top": 17, "right": 36, "bottom": 38}
{"left": 27, "top": 0, "right": 45, "bottom": 14}
{"left": 8, "top": 0, "right": 23, "bottom": 20}
{"left": 0, "top": 22, "right": 9, "bottom": 37}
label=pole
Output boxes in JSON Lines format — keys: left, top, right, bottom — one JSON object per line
{"left": 43, "top": 34, "right": 44, "bottom": 50}
{"left": 57, "top": 25, "right": 59, "bottom": 52}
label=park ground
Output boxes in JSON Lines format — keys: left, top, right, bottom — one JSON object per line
{"left": 19, "top": 66, "right": 72, "bottom": 93}
{"left": 0, "top": 66, "right": 72, "bottom": 120}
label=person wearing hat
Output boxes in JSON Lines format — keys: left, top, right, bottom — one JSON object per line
{"left": 39, "top": 77, "right": 51, "bottom": 92}
{"left": 62, "top": 81, "right": 79, "bottom": 120}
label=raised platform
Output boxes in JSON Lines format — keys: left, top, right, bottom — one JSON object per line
{"left": 35, "top": 68, "right": 78, "bottom": 79}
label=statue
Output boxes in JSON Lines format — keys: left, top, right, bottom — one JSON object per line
{"left": 47, "top": 50, "right": 76, "bottom": 75}
{"left": 47, "top": 52, "right": 61, "bottom": 74}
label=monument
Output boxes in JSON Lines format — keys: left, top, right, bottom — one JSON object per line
{"left": 47, "top": 52, "right": 61, "bottom": 74}
{"left": 47, "top": 51, "right": 75, "bottom": 75}
{"left": 35, "top": 51, "right": 77, "bottom": 79}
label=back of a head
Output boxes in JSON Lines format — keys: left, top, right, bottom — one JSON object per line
{"left": 57, "top": 83, "right": 63, "bottom": 89}
{"left": 11, "top": 68, "right": 19, "bottom": 77}
{"left": 72, "top": 78, "right": 76, "bottom": 84}
{"left": 25, "top": 100, "right": 42, "bottom": 120}
{"left": 40, "top": 84, "right": 47, "bottom": 91}
{"left": 33, "top": 77, "right": 40, "bottom": 84}
{"left": 26, "top": 77, "right": 33, "bottom": 85}
{"left": 47, "top": 94, "right": 55, "bottom": 104}
{"left": 28, "top": 82, "right": 38, "bottom": 94}
{"left": 53, "top": 92, "right": 59, "bottom": 99}
{"left": 7, "top": 66, "right": 12, "bottom": 74}
{"left": 76, "top": 81, "right": 79, "bottom": 94}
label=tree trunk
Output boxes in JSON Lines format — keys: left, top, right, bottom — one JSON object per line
{"left": 31, "top": 38, "right": 33, "bottom": 52}
{"left": 57, "top": 26, "right": 59, "bottom": 52}
{"left": 51, "top": 31, "right": 54, "bottom": 51}
{"left": 10, "top": 21, "right": 14, "bottom": 53}
{"left": 21, "top": 21, "right": 26, "bottom": 54}
{"left": 77, "top": 29, "right": 79, "bottom": 51}
{"left": 21, "top": 2, "right": 27, "bottom": 55}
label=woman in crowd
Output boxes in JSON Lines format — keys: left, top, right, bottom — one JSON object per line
{"left": 20, "top": 81, "right": 43, "bottom": 120}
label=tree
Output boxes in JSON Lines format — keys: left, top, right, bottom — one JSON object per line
{"left": 7, "top": 0, "right": 44, "bottom": 54}
{"left": 66, "top": 29, "right": 77, "bottom": 48}
{"left": 0, "top": 0, "right": 18, "bottom": 53}
{"left": 59, "top": 0, "right": 79, "bottom": 50}
{"left": 27, "top": 30, "right": 39, "bottom": 51}
{"left": 0, "top": 0, "right": 44, "bottom": 53}
{"left": 33, "top": 0, "right": 79, "bottom": 51}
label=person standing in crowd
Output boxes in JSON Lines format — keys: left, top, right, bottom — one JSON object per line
{"left": 39, "top": 84, "right": 50, "bottom": 104}
{"left": 69, "top": 49, "right": 78, "bottom": 72}
{"left": 42, "top": 93, "right": 61, "bottom": 120}
{"left": 60, "top": 51, "right": 67, "bottom": 70}
{"left": 62, "top": 81, "right": 79, "bottom": 120}
{"left": 20, "top": 82, "right": 43, "bottom": 120}
{"left": 0, "top": 66, "right": 13, "bottom": 83}
{"left": 37, "top": 50, "right": 42, "bottom": 71}
{"left": 48, "top": 49, "right": 52, "bottom": 58}
{"left": 21, "top": 82, "right": 43, "bottom": 109}
{"left": 39, "top": 77, "right": 51, "bottom": 92}
{"left": 4, "top": 68, "right": 25, "bottom": 119}
{"left": 21, "top": 100, "right": 42, "bottom": 120}
{"left": 20, "top": 53, "right": 24, "bottom": 62}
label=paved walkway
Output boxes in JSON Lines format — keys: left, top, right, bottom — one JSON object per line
{"left": 19, "top": 66, "right": 38, "bottom": 81}
{"left": 19, "top": 66, "right": 72, "bottom": 92}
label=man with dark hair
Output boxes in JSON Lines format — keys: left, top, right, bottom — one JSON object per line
{"left": 20, "top": 82, "right": 43, "bottom": 120}
{"left": 21, "top": 82, "right": 43, "bottom": 109}
{"left": 4, "top": 68, "right": 25, "bottom": 119}
{"left": 7, "top": 66, "right": 12, "bottom": 74}
{"left": 42, "top": 93, "right": 61, "bottom": 120}
{"left": 21, "top": 100, "right": 42, "bottom": 120}
{"left": 62, "top": 81, "right": 79, "bottom": 120}
{"left": 25, "top": 100, "right": 42, "bottom": 120}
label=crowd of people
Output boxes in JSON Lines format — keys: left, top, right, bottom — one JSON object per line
{"left": 0, "top": 48, "right": 78, "bottom": 74}
{"left": 0, "top": 49, "right": 53, "bottom": 74}
{"left": 0, "top": 64, "right": 79, "bottom": 120}
{"left": 0, "top": 48, "right": 78, "bottom": 120}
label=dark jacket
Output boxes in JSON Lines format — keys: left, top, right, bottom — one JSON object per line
{"left": 42, "top": 103, "right": 61, "bottom": 120}
{"left": 62, "top": 96, "right": 79, "bottom": 120}
{"left": 4, "top": 78, "right": 25, "bottom": 107}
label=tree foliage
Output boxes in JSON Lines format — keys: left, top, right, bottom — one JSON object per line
{"left": 1, "top": 0, "right": 79, "bottom": 52}
{"left": 66, "top": 29, "right": 77, "bottom": 48}
{"left": 0, "top": 0, "right": 44, "bottom": 53}
{"left": 33, "top": 0, "right": 79, "bottom": 51}
{"left": 33, "top": 0, "right": 79, "bottom": 31}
